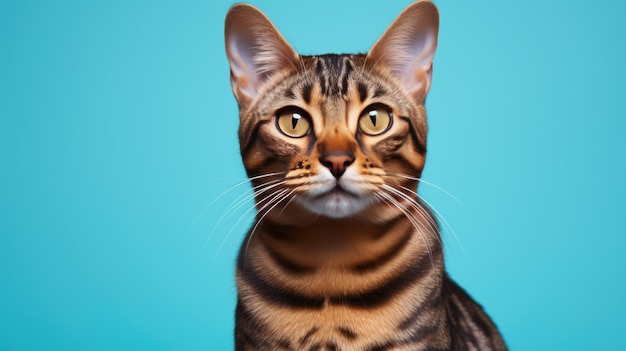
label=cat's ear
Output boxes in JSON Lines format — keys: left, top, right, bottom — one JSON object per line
{"left": 367, "top": 1, "right": 439, "bottom": 103}
{"left": 225, "top": 4, "right": 300, "bottom": 110}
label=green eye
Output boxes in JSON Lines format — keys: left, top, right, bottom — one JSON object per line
{"left": 276, "top": 107, "right": 312, "bottom": 138}
{"left": 358, "top": 105, "right": 392, "bottom": 136}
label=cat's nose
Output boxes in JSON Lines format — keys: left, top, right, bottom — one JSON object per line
{"left": 320, "top": 152, "right": 355, "bottom": 179}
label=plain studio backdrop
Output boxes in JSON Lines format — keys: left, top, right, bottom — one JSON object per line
{"left": 2, "top": 0, "right": 625, "bottom": 349}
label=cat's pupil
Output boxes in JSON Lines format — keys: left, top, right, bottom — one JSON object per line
{"left": 291, "top": 113, "right": 302, "bottom": 129}
{"left": 369, "top": 110, "right": 377, "bottom": 126}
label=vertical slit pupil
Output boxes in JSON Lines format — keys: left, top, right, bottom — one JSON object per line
{"left": 292, "top": 113, "right": 301, "bottom": 130}
{"left": 369, "top": 110, "right": 377, "bottom": 126}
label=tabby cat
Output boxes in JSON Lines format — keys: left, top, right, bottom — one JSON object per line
{"left": 224, "top": 1, "right": 507, "bottom": 350}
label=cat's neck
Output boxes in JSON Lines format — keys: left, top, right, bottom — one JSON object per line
{"left": 238, "top": 212, "right": 444, "bottom": 305}
{"left": 243, "top": 202, "right": 444, "bottom": 279}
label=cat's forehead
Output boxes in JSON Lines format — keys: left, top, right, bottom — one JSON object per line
{"left": 304, "top": 54, "right": 356, "bottom": 98}
{"left": 300, "top": 54, "right": 392, "bottom": 100}
{"left": 254, "top": 54, "right": 414, "bottom": 121}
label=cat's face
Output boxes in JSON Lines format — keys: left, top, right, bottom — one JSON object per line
{"left": 225, "top": 2, "right": 439, "bottom": 220}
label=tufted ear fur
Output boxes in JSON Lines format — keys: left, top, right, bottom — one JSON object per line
{"left": 367, "top": 1, "right": 439, "bottom": 103}
{"left": 225, "top": 4, "right": 300, "bottom": 111}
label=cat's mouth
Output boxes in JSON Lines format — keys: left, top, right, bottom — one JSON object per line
{"left": 313, "top": 184, "right": 357, "bottom": 199}
{"left": 299, "top": 182, "right": 370, "bottom": 218}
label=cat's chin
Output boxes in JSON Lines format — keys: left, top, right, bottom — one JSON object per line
{"left": 299, "top": 188, "right": 371, "bottom": 218}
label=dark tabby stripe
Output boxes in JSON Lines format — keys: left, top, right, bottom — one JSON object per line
{"left": 300, "top": 327, "right": 319, "bottom": 345}
{"left": 240, "top": 120, "right": 262, "bottom": 157}
{"left": 328, "top": 249, "right": 441, "bottom": 308}
{"left": 365, "top": 324, "right": 439, "bottom": 351}
{"left": 372, "top": 86, "right": 387, "bottom": 98}
{"left": 445, "top": 279, "right": 507, "bottom": 350}
{"left": 337, "top": 326, "right": 358, "bottom": 340}
{"left": 265, "top": 246, "right": 317, "bottom": 274}
{"left": 236, "top": 303, "right": 301, "bottom": 351}
{"left": 316, "top": 59, "right": 327, "bottom": 95}
{"left": 357, "top": 82, "right": 369, "bottom": 102}
{"left": 340, "top": 59, "right": 353, "bottom": 96}
{"left": 350, "top": 224, "right": 414, "bottom": 273}
{"left": 371, "top": 212, "right": 404, "bottom": 239}
{"left": 401, "top": 115, "right": 427, "bottom": 154}
{"left": 284, "top": 88, "right": 296, "bottom": 99}
{"left": 235, "top": 303, "right": 273, "bottom": 350}
{"left": 315, "top": 55, "right": 355, "bottom": 97}
{"left": 239, "top": 244, "right": 441, "bottom": 310}
{"left": 277, "top": 339, "right": 293, "bottom": 350}
{"left": 238, "top": 253, "right": 325, "bottom": 309}
{"left": 398, "top": 289, "right": 444, "bottom": 330}
{"left": 302, "top": 82, "right": 313, "bottom": 103}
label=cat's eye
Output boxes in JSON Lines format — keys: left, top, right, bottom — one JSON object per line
{"left": 276, "top": 107, "right": 312, "bottom": 138}
{"left": 358, "top": 105, "right": 393, "bottom": 136}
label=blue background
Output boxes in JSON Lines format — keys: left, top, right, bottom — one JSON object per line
{"left": 2, "top": 0, "right": 625, "bottom": 349}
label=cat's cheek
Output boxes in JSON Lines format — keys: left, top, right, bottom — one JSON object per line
{"left": 253, "top": 127, "right": 310, "bottom": 166}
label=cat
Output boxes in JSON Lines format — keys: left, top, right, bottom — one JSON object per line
{"left": 224, "top": 1, "right": 507, "bottom": 350}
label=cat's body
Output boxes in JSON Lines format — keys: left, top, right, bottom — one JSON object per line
{"left": 225, "top": 2, "right": 507, "bottom": 350}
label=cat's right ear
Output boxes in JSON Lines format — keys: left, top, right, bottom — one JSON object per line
{"left": 225, "top": 4, "right": 299, "bottom": 110}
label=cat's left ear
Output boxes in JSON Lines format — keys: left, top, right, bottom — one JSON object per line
{"left": 367, "top": 1, "right": 439, "bottom": 103}
{"left": 225, "top": 4, "right": 300, "bottom": 110}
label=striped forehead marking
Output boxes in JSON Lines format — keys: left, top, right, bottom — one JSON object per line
{"left": 314, "top": 54, "right": 354, "bottom": 97}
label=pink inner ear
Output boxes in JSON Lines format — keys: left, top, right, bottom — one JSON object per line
{"left": 227, "top": 34, "right": 263, "bottom": 100}
{"left": 366, "top": 2, "right": 439, "bottom": 101}
{"left": 398, "top": 29, "right": 437, "bottom": 95}
{"left": 225, "top": 4, "right": 300, "bottom": 107}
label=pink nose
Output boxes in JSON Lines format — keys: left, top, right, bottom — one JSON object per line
{"left": 320, "top": 152, "right": 355, "bottom": 179}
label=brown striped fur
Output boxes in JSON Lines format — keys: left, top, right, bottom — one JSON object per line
{"left": 225, "top": 2, "right": 507, "bottom": 350}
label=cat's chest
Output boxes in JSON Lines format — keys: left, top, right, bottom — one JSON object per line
{"left": 261, "top": 303, "right": 405, "bottom": 350}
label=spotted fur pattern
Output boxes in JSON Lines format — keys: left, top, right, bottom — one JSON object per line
{"left": 224, "top": 2, "right": 507, "bottom": 350}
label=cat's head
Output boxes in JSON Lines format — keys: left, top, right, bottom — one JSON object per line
{"left": 225, "top": 1, "right": 439, "bottom": 220}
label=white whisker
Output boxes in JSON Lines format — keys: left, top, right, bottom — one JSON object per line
{"left": 211, "top": 186, "right": 289, "bottom": 263}
{"left": 190, "top": 171, "right": 286, "bottom": 227}
{"left": 203, "top": 179, "right": 286, "bottom": 250}
{"left": 400, "top": 185, "right": 468, "bottom": 259}
{"left": 382, "top": 185, "right": 439, "bottom": 231}
{"left": 375, "top": 190, "right": 435, "bottom": 268}
{"left": 381, "top": 184, "right": 443, "bottom": 249}
{"left": 384, "top": 172, "right": 463, "bottom": 206}
{"left": 277, "top": 188, "right": 302, "bottom": 217}
{"left": 242, "top": 188, "right": 297, "bottom": 269}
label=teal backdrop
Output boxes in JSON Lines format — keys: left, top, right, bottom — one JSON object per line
{"left": 2, "top": 0, "right": 625, "bottom": 349}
